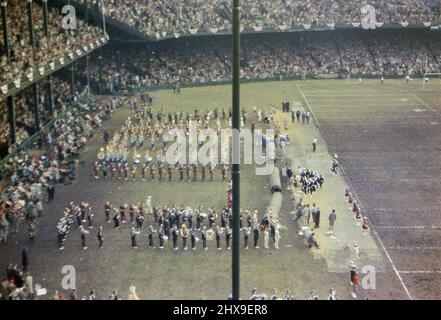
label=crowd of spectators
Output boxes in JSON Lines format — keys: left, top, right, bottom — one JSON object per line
{"left": 0, "top": 90, "right": 124, "bottom": 248}
{"left": 0, "top": 75, "right": 74, "bottom": 159}
{"left": 77, "top": 30, "right": 441, "bottom": 93}
{"left": 0, "top": 1, "right": 105, "bottom": 88}
{"left": 96, "top": 0, "right": 441, "bottom": 38}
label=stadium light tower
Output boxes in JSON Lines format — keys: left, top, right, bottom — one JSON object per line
{"left": 231, "top": 0, "right": 241, "bottom": 301}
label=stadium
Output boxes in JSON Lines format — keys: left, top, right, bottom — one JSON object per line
{"left": 1, "top": 0, "right": 441, "bottom": 301}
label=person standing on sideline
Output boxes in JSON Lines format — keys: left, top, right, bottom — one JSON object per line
{"left": 349, "top": 262, "right": 360, "bottom": 299}
{"left": 312, "top": 139, "right": 317, "bottom": 152}
{"left": 328, "top": 209, "right": 337, "bottom": 232}
{"left": 253, "top": 225, "right": 260, "bottom": 249}
{"left": 97, "top": 226, "right": 104, "bottom": 249}
{"left": 80, "top": 226, "right": 89, "bottom": 250}
{"left": 47, "top": 184, "right": 55, "bottom": 202}
{"left": 22, "top": 248, "right": 29, "bottom": 273}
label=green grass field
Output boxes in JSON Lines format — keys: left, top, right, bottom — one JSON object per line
{"left": 3, "top": 78, "right": 441, "bottom": 300}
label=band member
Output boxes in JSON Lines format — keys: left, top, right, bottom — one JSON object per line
{"left": 181, "top": 224, "right": 189, "bottom": 250}
{"left": 188, "top": 211, "right": 193, "bottom": 229}
{"left": 172, "top": 226, "right": 178, "bottom": 250}
{"left": 113, "top": 210, "right": 120, "bottom": 229}
{"left": 179, "top": 165, "right": 184, "bottom": 181}
{"left": 362, "top": 217, "right": 369, "bottom": 232}
{"left": 138, "top": 203, "right": 145, "bottom": 218}
{"left": 141, "top": 163, "right": 146, "bottom": 180}
{"left": 104, "top": 202, "right": 111, "bottom": 223}
{"left": 120, "top": 203, "right": 127, "bottom": 224}
{"left": 150, "top": 164, "right": 156, "bottom": 180}
{"left": 209, "top": 207, "right": 217, "bottom": 228}
{"left": 201, "top": 166, "right": 206, "bottom": 181}
{"left": 221, "top": 165, "right": 226, "bottom": 181}
{"left": 80, "top": 202, "right": 87, "bottom": 222}
{"left": 191, "top": 229, "right": 197, "bottom": 250}
{"left": 167, "top": 164, "right": 173, "bottom": 181}
{"left": 110, "top": 163, "right": 116, "bottom": 179}
{"left": 153, "top": 207, "right": 159, "bottom": 224}
{"left": 244, "top": 226, "right": 250, "bottom": 249}
{"left": 225, "top": 226, "right": 232, "bottom": 250}
{"left": 148, "top": 225, "right": 155, "bottom": 249}
{"left": 93, "top": 162, "right": 99, "bottom": 179}
{"left": 209, "top": 165, "right": 214, "bottom": 181}
{"left": 158, "top": 165, "right": 163, "bottom": 181}
{"left": 135, "top": 212, "right": 144, "bottom": 229}
{"left": 192, "top": 164, "right": 198, "bottom": 181}
{"left": 216, "top": 227, "right": 222, "bottom": 251}
{"left": 186, "top": 164, "right": 191, "bottom": 181}
{"left": 117, "top": 163, "right": 123, "bottom": 179}
{"left": 87, "top": 210, "right": 94, "bottom": 229}
{"left": 253, "top": 225, "right": 260, "bottom": 249}
{"left": 129, "top": 204, "right": 135, "bottom": 223}
{"left": 201, "top": 226, "right": 207, "bottom": 250}
{"left": 131, "top": 164, "right": 136, "bottom": 180}
{"left": 130, "top": 227, "right": 139, "bottom": 249}
{"left": 158, "top": 225, "right": 165, "bottom": 249}
{"left": 97, "top": 226, "right": 104, "bottom": 249}
{"left": 80, "top": 226, "right": 89, "bottom": 250}
{"left": 124, "top": 163, "right": 129, "bottom": 180}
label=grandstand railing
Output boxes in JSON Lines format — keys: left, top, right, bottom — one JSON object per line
{"left": 0, "top": 35, "right": 110, "bottom": 103}
{"left": 0, "top": 90, "right": 90, "bottom": 170}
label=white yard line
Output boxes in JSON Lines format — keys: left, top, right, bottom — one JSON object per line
{"left": 411, "top": 94, "right": 437, "bottom": 113}
{"left": 340, "top": 165, "right": 414, "bottom": 300}
{"left": 398, "top": 271, "right": 441, "bottom": 274}
{"left": 378, "top": 226, "right": 441, "bottom": 230}
{"left": 296, "top": 84, "right": 320, "bottom": 128}
{"left": 389, "top": 247, "right": 441, "bottom": 250}
{"left": 370, "top": 230, "right": 414, "bottom": 300}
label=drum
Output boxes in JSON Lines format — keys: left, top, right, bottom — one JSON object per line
{"left": 206, "top": 229, "right": 215, "bottom": 241}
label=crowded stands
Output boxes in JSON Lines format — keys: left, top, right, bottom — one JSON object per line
{"left": 0, "top": 1, "right": 105, "bottom": 88}
{"left": 76, "top": 30, "right": 441, "bottom": 93}
{"left": 98, "top": 0, "right": 441, "bottom": 38}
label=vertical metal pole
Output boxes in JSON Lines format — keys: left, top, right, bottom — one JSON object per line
{"left": 86, "top": 54, "right": 90, "bottom": 90}
{"left": 1, "top": 1, "right": 15, "bottom": 146}
{"left": 27, "top": 0, "right": 40, "bottom": 131}
{"left": 47, "top": 75, "right": 53, "bottom": 117}
{"left": 27, "top": 0, "right": 35, "bottom": 47}
{"left": 32, "top": 83, "right": 40, "bottom": 130}
{"left": 42, "top": 0, "right": 48, "bottom": 36}
{"left": 100, "top": 0, "right": 106, "bottom": 34}
{"left": 85, "top": 0, "right": 89, "bottom": 24}
{"left": 70, "top": 62, "right": 75, "bottom": 99}
{"left": 232, "top": 0, "right": 241, "bottom": 301}
{"left": 98, "top": 55, "right": 103, "bottom": 93}
{"left": 1, "top": 1, "right": 10, "bottom": 62}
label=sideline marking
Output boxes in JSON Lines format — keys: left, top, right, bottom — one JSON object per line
{"left": 296, "top": 84, "right": 320, "bottom": 128}
{"left": 340, "top": 166, "right": 414, "bottom": 300}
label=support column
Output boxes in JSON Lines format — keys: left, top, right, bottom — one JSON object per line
{"left": 232, "top": 0, "right": 241, "bottom": 301}
{"left": 42, "top": 0, "right": 48, "bottom": 36}
{"left": 100, "top": 0, "right": 106, "bottom": 34}
{"left": 84, "top": 0, "right": 89, "bottom": 24}
{"left": 32, "top": 83, "right": 40, "bottom": 130}
{"left": 98, "top": 55, "right": 103, "bottom": 93}
{"left": 70, "top": 62, "right": 75, "bottom": 99}
{"left": 27, "top": 0, "right": 35, "bottom": 47}
{"left": 1, "top": 1, "right": 15, "bottom": 146}
{"left": 28, "top": 0, "right": 40, "bottom": 130}
{"left": 47, "top": 75, "right": 53, "bottom": 117}
{"left": 86, "top": 55, "right": 90, "bottom": 91}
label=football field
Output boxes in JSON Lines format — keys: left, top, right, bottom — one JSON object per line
{"left": 1, "top": 78, "right": 441, "bottom": 299}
